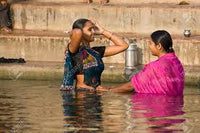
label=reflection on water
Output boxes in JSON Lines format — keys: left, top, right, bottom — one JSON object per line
{"left": 62, "top": 90, "right": 103, "bottom": 132}
{"left": 0, "top": 80, "right": 200, "bottom": 132}
{"left": 131, "top": 94, "right": 185, "bottom": 132}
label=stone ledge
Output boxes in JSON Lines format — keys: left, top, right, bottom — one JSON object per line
{"left": 0, "top": 61, "right": 199, "bottom": 87}
{"left": 12, "top": 1, "right": 200, "bottom": 8}
{"left": 1, "top": 29, "right": 200, "bottom": 40}
{"left": 29, "top": 0, "right": 200, "bottom": 5}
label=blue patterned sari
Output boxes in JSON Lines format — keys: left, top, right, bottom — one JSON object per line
{"left": 61, "top": 46, "right": 105, "bottom": 90}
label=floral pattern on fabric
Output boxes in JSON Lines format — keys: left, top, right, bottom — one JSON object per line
{"left": 61, "top": 46, "right": 104, "bottom": 90}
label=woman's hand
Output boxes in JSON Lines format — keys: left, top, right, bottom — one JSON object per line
{"left": 96, "top": 85, "right": 110, "bottom": 91}
{"left": 90, "top": 19, "right": 128, "bottom": 57}
{"left": 109, "top": 82, "right": 134, "bottom": 92}
{"left": 90, "top": 20, "right": 105, "bottom": 35}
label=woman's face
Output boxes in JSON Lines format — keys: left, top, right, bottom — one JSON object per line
{"left": 149, "top": 40, "right": 160, "bottom": 56}
{"left": 82, "top": 21, "right": 95, "bottom": 42}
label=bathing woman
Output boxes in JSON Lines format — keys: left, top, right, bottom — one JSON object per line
{"left": 61, "top": 18, "right": 128, "bottom": 91}
{"left": 107, "top": 30, "right": 184, "bottom": 95}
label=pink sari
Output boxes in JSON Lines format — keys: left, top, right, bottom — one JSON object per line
{"left": 131, "top": 52, "right": 184, "bottom": 95}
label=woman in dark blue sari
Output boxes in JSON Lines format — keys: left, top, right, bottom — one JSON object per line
{"left": 61, "top": 18, "right": 128, "bottom": 91}
{"left": 0, "top": 0, "right": 12, "bottom": 32}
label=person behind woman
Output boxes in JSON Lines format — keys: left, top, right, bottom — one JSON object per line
{"left": 0, "top": 0, "right": 12, "bottom": 32}
{"left": 107, "top": 30, "right": 184, "bottom": 95}
{"left": 61, "top": 18, "right": 128, "bottom": 91}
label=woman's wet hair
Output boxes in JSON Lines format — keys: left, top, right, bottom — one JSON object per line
{"left": 151, "top": 30, "right": 174, "bottom": 53}
{"left": 72, "top": 18, "right": 90, "bottom": 30}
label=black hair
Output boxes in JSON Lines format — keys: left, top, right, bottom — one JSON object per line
{"left": 151, "top": 30, "right": 174, "bottom": 53}
{"left": 72, "top": 18, "right": 90, "bottom": 30}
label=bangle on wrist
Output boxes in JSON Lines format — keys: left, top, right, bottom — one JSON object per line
{"left": 102, "top": 30, "right": 113, "bottom": 40}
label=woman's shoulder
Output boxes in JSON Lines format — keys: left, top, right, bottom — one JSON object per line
{"left": 149, "top": 53, "right": 183, "bottom": 71}
{"left": 144, "top": 57, "right": 168, "bottom": 71}
{"left": 159, "top": 52, "right": 182, "bottom": 65}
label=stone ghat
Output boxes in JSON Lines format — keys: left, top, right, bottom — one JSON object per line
{"left": 30, "top": 0, "right": 200, "bottom": 4}
{"left": 11, "top": 2, "right": 200, "bottom": 35}
{"left": 0, "top": 61, "right": 199, "bottom": 86}
{"left": 0, "top": 30, "right": 200, "bottom": 66}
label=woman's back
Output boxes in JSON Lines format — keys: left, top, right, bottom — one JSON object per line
{"left": 132, "top": 52, "right": 184, "bottom": 95}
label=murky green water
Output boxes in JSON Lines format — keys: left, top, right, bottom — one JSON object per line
{"left": 0, "top": 80, "right": 200, "bottom": 133}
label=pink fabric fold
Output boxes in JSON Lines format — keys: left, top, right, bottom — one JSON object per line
{"left": 131, "top": 52, "right": 184, "bottom": 95}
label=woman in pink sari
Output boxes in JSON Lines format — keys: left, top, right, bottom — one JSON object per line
{"left": 107, "top": 30, "right": 184, "bottom": 95}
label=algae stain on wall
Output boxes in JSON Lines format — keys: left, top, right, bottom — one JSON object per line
{"left": 20, "top": 6, "right": 27, "bottom": 30}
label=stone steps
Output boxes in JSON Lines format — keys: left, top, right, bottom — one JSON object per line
{"left": 1, "top": 1, "right": 200, "bottom": 84}
{"left": 0, "top": 61, "right": 199, "bottom": 86}
{"left": 10, "top": 1, "right": 200, "bottom": 35}
{"left": 1, "top": 29, "right": 200, "bottom": 66}
{"left": 30, "top": 0, "right": 200, "bottom": 4}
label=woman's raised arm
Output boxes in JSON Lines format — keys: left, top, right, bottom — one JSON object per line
{"left": 68, "top": 29, "right": 83, "bottom": 53}
{"left": 102, "top": 30, "right": 129, "bottom": 57}
{"left": 91, "top": 20, "right": 129, "bottom": 57}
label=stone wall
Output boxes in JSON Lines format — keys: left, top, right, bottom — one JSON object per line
{"left": 1, "top": 0, "right": 199, "bottom": 66}
{"left": 11, "top": 3, "right": 200, "bottom": 35}
{"left": 1, "top": 33, "right": 200, "bottom": 66}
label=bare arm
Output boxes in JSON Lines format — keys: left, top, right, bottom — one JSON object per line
{"left": 91, "top": 20, "right": 128, "bottom": 57}
{"left": 68, "top": 29, "right": 83, "bottom": 53}
{"left": 109, "top": 81, "right": 134, "bottom": 92}
{"left": 102, "top": 30, "right": 129, "bottom": 57}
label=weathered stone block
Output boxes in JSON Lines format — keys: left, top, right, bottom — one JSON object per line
{"left": 11, "top": 2, "right": 200, "bottom": 35}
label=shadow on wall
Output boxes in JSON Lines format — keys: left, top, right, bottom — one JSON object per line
{"left": 137, "top": 47, "right": 143, "bottom": 65}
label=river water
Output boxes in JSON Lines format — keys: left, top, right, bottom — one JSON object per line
{"left": 0, "top": 80, "right": 200, "bottom": 133}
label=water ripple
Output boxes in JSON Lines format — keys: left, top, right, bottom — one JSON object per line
{"left": 0, "top": 81, "right": 200, "bottom": 132}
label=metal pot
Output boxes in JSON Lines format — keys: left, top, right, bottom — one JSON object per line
{"left": 125, "top": 43, "right": 138, "bottom": 69}
{"left": 184, "top": 29, "right": 191, "bottom": 37}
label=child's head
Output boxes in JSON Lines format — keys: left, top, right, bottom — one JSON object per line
{"left": 150, "top": 30, "right": 174, "bottom": 56}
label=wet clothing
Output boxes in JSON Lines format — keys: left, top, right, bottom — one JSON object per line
{"left": 69, "top": 46, "right": 105, "bottom": 75}
{"left": 0, "top": 57, "right": 26, "bottom": 63}
{"left": 61, "top": 45, "right": 105, "bottom": 90}
{"left": 0, "top": 3, "right": 12, "bottom": 28}
{"left": 131, "top": 52, "right": 184, "bottom": 95}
